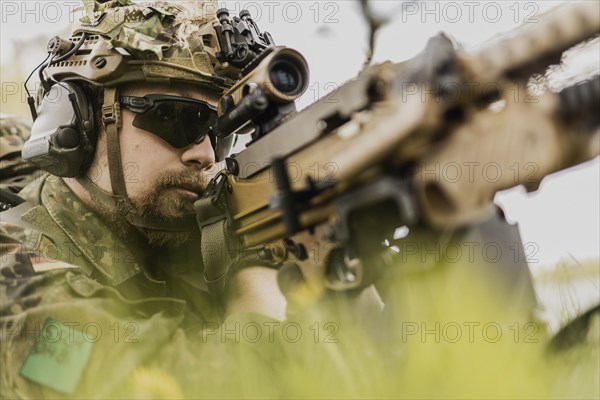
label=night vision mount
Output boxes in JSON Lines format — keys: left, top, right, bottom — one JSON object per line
{"left": 213, "top": 9, "right": 309, "bottom": 142}
{"left": 214, "top": 8, "right": 275, "bottom": 69}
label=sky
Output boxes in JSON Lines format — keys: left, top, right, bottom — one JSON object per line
{"left": 1, "top": 0, "right": 598, "bottom": 270}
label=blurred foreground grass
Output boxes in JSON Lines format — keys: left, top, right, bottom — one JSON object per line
{"left": 534, "top": 258, "right": 599, "bottom": 329}
{"left": 130, "top": 258, "right": 599, "bottom": 399}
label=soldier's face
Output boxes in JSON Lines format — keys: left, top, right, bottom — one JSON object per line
{"left": 118, "top": 83, "right": 218, "bottom": 203}
{"left": 88, "top": 83, "right": 220, "bottom": 245}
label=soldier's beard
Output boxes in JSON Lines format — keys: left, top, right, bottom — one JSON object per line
{"left": 92, "top": 169, "right": 205, "bottom": 247}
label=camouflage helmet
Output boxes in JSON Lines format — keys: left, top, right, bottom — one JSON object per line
{"left": 43, "top": 0, "right": 267, "bottom": 92}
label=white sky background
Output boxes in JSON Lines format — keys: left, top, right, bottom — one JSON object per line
{"left": 0, "top": 0, "right": 599, "bottom": 271}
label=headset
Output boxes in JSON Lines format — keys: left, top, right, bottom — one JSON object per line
{"left": 22, "top": 81, "right": 98, "bottom": 178}
{"left": 22, "top": 33, "right": 98, "bottom": 178}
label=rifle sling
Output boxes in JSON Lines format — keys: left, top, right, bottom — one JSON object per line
{"left": 201, "top": 218, "right": 232, "bottom": 296}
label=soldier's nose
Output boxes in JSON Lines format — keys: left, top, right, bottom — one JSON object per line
{"left": 181, "top": 135, "right": 215, "bottom": 169}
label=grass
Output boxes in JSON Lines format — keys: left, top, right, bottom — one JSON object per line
{"left": 124, "top": 256, "right": 600, "bottom": 399}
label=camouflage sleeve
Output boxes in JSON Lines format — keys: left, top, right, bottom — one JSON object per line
{"left": 0, "top": 229, "right": 284, "bottom": 398}
{"left": 0, "top": 232, "right": 185, "bottom": 398}
{"left": 0, "top": 116, "right": 41, "bottom": 193}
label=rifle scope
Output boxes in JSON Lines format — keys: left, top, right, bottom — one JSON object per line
{"left": 268, "top": 56, "right": 305, "bottom": 96}
{"left": 215, "top": 47, "right": 309, "bottom": 138}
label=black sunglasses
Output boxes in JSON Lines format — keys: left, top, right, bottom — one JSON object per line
{"left": 120, "top": 94, "right": 218, "bottom": 149}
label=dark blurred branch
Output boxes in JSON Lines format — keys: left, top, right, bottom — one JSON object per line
{"left": 359, "top": 0, "right": 387, "bottom": 70}
{"left": 359, "top": 0, "right": 413, "bottom": 71}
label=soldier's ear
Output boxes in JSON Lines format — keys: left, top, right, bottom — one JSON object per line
{"left": 22, "top": 83, "right": 98, "bottom": 177}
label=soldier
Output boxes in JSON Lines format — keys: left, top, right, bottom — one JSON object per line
{"left": 0, "top": 1, "right": 286, "bottom": 397}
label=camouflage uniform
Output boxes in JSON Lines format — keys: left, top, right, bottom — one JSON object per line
{"left": 0, "top": 175, "right": 282, "bottom": 398}
{"left": 0, "top": 2, "right": 285, "bottom": 397}
{"left": 0, "top": 115, "right": 40, "bottom": 193}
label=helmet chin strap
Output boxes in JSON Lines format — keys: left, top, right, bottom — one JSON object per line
{"left": 76, "top": 87, "right": 197, "bottom": 233}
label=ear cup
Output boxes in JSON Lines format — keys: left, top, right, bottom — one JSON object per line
{"left": 68, "top": 82, "right": 98, "bottom": 170}
{"left": 56, "top": 127, "right": 81, "bottom": 148}
{"left": 23, "top": 82, "right": 98, "bottom": 177}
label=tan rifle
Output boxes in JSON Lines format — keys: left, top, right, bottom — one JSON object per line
{"left": 195, "top": 2, "right": 599, "bottom": 296}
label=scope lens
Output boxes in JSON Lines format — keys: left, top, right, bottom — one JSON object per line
{"left": 269, "top": 58, "right": 304, "bottom": 96}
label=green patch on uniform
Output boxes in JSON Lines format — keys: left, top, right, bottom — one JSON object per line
{"left": 20, "top": 318, "right": 93, "bottom": 394}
